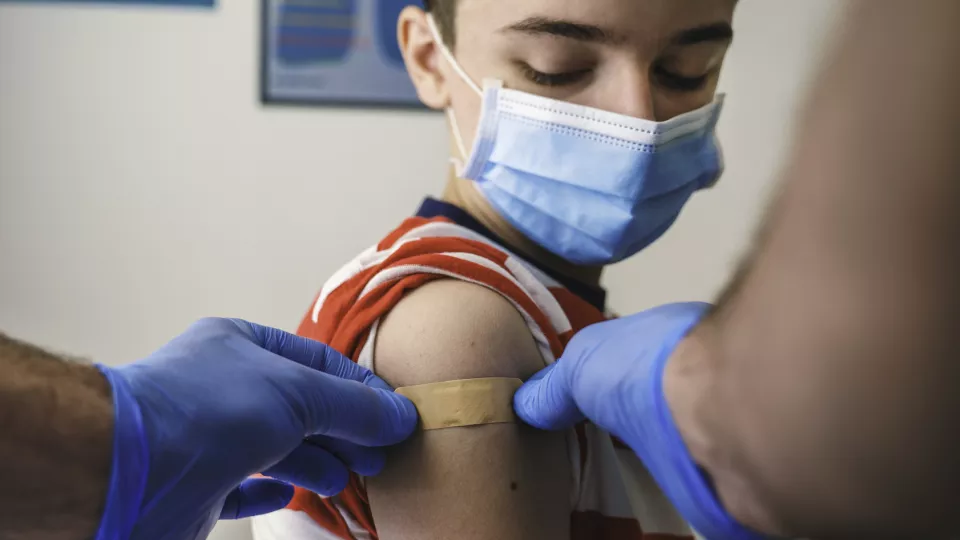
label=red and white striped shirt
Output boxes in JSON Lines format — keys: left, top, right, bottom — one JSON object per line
{"left": 251, "top": 205, "right": 692, "bottom": 540}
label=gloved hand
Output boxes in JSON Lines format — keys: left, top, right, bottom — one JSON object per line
{"left": 94, "top": 318, "right": 417, "bottom": 540}
{"left": 514, "top": 303, "right": 768, "bottom": 540}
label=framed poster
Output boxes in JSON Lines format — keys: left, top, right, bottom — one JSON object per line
{"left": 261, "top": 0, "right": 426, "bottom": 109}
{"left": 0, "top": 0, "right": 213, "bottom": 5}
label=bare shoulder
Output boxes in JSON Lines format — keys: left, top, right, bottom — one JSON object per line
{"left": 368, "top": 278, "right": 571, "bottom": 540}
{"left": 374, "top": 279, "right": 545, "bottom": 387}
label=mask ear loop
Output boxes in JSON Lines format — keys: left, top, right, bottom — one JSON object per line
{"left": 445, "top": 110, "right": 469, "bottom": 174}
{"left": 426, "top": 14, "right": 482, "bottom": 175}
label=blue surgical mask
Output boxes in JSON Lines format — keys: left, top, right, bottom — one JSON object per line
{"left": 429, "top": 17, "right": 725, "bottom": 265}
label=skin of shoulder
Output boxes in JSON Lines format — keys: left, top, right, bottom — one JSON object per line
{"left": 373, "top": 279, "right": 549, "bottom": 385}
{"left": 367, "top": 279, "right": 572, "bottom": 540}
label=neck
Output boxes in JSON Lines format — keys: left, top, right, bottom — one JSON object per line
{"left": 441, "top": 167, "right": 604, "bottom": 287}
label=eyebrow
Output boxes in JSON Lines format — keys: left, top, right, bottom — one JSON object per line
{"left": 502, "top": 17, "right": 625, "bottom": 45}
{"left": 672, "top": 22, "right": 734, "bottom": 46}
{"left": 501, "top": 17, "right": 733, "bottom": 47}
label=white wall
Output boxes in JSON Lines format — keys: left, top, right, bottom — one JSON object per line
{"left": 0, "top": 1, "right": 841, "bottom": 539}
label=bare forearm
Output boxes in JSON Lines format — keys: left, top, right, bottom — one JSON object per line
{"left": 669, "top": 1, "right": 960, "bottom": 538}
{"left": 0, "top": 332, "right": 113, "bottom": 540}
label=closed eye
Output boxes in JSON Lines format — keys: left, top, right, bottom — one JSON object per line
{"left": 515, "top": 62, "right": 593, "bottom": 88}
{"left": 654, "top": 64, "right": 710, "bottom": 92}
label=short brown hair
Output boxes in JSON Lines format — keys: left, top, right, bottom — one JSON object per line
{"left": 423, "top": 0, "right": 457, "bottom": 46}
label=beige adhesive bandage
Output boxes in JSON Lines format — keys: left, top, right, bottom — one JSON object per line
{"left": 396, "top": 377, "right": 523, "bottom": 430}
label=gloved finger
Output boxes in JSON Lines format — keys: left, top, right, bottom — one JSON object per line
{"left": 306, "top": 435, "right": 387, "bottom": 477}
{"left": 513, "top": 363, "right": 585, "bottom": 430}
{"left": 224, "top": 319, "right": 417, "bottom": 445}
{"left": 263, "top": 442, "right": 350, "bottom": 496}
{"left": 220, "top": 477, "right": 294, "bottom": 520}
{"left": 228, "top": 319, "right": 393, "bottom": 391}
{"left": 291, "top": 370, "right": 418, "bottom": 446}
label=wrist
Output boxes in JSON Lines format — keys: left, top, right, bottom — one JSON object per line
{"left": 94, "top": 365, "right": 150, "bottom": 540}
{"left": 663, "top": 320, "right": 779, "bottom": 537}
{"left": 662, "top": 324, "right": 715, "bottom": 467}
{"left": 0, "top": 333, "right": 115, "bottom": 540}
{"left": 621, "top": 305, "right": 767, "bottom": 540}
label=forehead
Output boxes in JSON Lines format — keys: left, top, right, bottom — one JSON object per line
{"left": 456, "top": 0, "right": 736, "bottom": 44}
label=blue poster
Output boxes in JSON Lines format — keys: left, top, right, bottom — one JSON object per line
{"left": 0, "top": 0, "right": 213, "bottom": 5}
{"left": 261, "top": 0, "right": 425, "bottom": 108}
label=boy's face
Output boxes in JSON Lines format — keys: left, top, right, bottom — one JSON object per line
{"left": 401, "top": 0, "right": 736, "bottom": 152}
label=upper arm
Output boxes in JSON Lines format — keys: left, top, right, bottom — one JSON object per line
{"left": 367, "top": 279, "right": 571, "bottom": 540}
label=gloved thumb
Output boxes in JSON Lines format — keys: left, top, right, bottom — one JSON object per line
{"left": 219, "top": 477, "right": 295, "bottom": 520}
{"left": 513, "top": 363, "right": 585, "bottom": 430}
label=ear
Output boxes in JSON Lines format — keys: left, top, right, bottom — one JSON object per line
{"left": 397, "top": 6, "right": 450, "bottom": 110}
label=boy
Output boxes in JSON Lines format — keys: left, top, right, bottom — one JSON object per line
{"left": 253, "top": 0, "right": 733, "bottom": 537}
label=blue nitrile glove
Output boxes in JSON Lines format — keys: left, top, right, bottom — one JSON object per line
{"left": 94, "top": 318, "right": 417, "bottom": 540}
{"left": 514, "top": 303, "right": 769, "bottom": 540}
